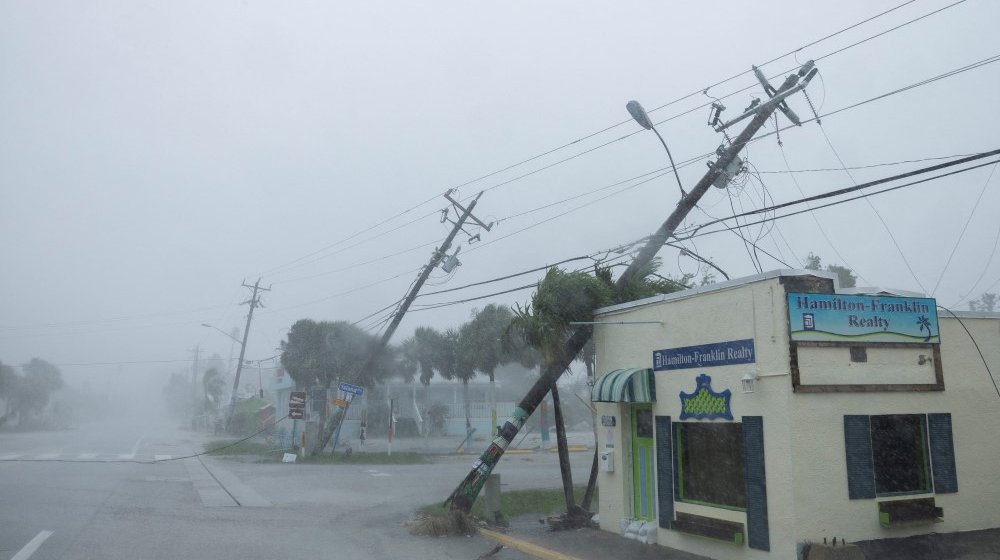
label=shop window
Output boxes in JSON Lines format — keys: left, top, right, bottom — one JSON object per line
{"left": 844, "top": 413, "right": 957, "bottom": 500}
{"left": 871, "top": 415, "right": 930, "bottom": 495}
{"left": 674, "top": 422, "right": 746, "bottom": 510}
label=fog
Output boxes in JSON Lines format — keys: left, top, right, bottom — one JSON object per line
{"left": 1, "top": 1, "right": 999, "bottom": 407}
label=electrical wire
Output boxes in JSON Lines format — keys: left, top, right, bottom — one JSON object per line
{"left": 680, "top": 159, "right": 1000, "bottom": 244}
{"left": 936, "top": 305, "right": 1000, "bottom": 399}
{"left": 756, "top": 153, "right": 980, "bottom": 174}
{"left": 679, "top": 150, "right": 1000, "bottom": 237}
{"left": 817, "top": 123, "right": 930, "bottom": 294}
{"left": 931, "top": 162, "right": 999, "bottom": 296}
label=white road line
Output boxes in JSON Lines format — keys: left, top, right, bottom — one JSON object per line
{"left": 129, "top": 435, "right": 145, "bottom": 457}
{"left": 35, "top": 453, "right": 59, "bottom": 460}
{"left": 0, "top": 453, "right": 22, "bottom": 460}
{"left": 77, "top": 453, "right": 97, "bottom": 459}
{"left": 11, "top": 530, "right": 54, "bottom": 560}
{"left": 154, "top": 454, "right": 172, "bottom": 461}
{"left": 118, "top": 453, "right": 135, "bottom": 460}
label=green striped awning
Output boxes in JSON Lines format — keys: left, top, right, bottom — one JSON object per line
{"left": 591, "top": 368, "right": 656, "bottom": 403}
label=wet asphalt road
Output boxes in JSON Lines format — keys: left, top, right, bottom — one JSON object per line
{"left": 0, "top": 417, "right": 590, "bottom": 560}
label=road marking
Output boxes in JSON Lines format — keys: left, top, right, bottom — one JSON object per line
{"left": 77, "top": 453, "right": 97, "bottom": 459}
{"left": 11, "top": 530, "right": 54, "bottom": 560}
{"left": 129, "top": 435, "right": 145, "bottom": 456}
{"left": 118, "top": 453, "right": 134, "bottom": 460}
{"left": 35, "top": 453, "right": 59, "bottom": 460}
{"left": 0, "top": 453, "right": 22, "bottom": 460}
{"left": 363, "top": 469, "right": 391, "bottom": 477}
{"left": 479, "top": 528, "right": 582, "bottom": 560}
{"left": 154, "top": 454, "right": 172, "bottom": 461}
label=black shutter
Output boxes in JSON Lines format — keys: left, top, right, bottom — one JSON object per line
{"left": 655, "top": 416, "right": 673, "bottom": 529}
{"left": 928, "top": 413, "right": 958, "bottom": 493}
{"left": 742, "top": 416, "right": 769, "bottom": 551}
{"left": 844, "top": 415, "right": 876, "bottom": 499}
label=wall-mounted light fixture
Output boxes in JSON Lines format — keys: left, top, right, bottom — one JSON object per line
{"left": 741, "top": 371, "right": 759, "bottom": 394}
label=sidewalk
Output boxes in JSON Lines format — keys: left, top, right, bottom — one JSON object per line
{"left": 480, "top": 521, "right": 711, "bottom": 560}
{"left": 480, "top": 521, "right": 1000, "bottom": 560}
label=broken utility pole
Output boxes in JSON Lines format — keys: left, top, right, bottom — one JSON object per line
{"left": 310, "top": 190, "right": 492, "bottom": 455}
{"left": 446, "top": 61, "right": 818, "bottom": 512}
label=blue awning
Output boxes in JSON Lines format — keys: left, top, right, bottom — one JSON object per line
{"left": 591, "top": 368, "right": 656, "bottom": 403}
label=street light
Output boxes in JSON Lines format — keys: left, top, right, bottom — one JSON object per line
{"left": 201, "top": 323, "right": 243, "bottom": 345}
{"left": 626, "top": 100, "right": 686, "bottom": 197}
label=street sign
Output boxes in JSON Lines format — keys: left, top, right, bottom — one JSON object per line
{"left": 288, "top": 391, "right": 307, "bottom": 420}
{"left": 338, "top": 382, "right": 364, "bottom": 396}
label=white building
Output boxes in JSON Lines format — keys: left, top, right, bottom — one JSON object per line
{"left": 591, "top": 270, "right": 1000, "bottom": 560}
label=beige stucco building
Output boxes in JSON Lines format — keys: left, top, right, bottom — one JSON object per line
{"left": 591, "top": 269, "right": 1000, "bottom": 560}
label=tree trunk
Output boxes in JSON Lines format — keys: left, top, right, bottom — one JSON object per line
{"left": 446, "top": 68, "right": 806, "bottom": 513}
{"left": 550, "top": 383, "right": 575, "bottom": 511}
{"left": 488, "top": 371, "right": 496, "bottom": 437}
{"left": 581, "top": 449, "right": 599, "bottom": 511}
{"left": 463, "top": 379, "right": 472, "bottom": 436}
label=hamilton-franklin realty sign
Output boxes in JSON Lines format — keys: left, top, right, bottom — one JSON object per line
{"left": 653, "top": 339, "right": 755, "bottom": 371}
{"left": 787, "top": 292, "right": 939, "bottom": 344}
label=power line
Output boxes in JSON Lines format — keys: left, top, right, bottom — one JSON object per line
{"left": 755, "top": 153, "right": 980, "bottom": 174}
{"left": 254, "top": 2, "right": 958, "bottom": 281}
{"left": 680, "top": 158, "right": 1000, "bottom": 244}
{"left": 817, "top": 122, "right": 929, "bottom": 294}
{"left": 931, "top": 162, "right": 999, "bottom": 296}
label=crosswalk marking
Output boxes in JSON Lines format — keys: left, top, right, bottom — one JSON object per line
{"left": 35, "top": 453, "right": 59, "bottom": 460}
{"left": 77, "top": 453, "right": 97, "bottom": 459}
{"left": 0, "top": 453, "right": 22, "bottom": 460}
{"left": 118, "top": 453, "right": 135, "bottom": 460}
{"left": 11, "top": 530, "right": 53, "bottom": 560}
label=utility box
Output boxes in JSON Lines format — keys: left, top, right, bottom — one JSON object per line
{"left": 600, "top": 450, "right": 615, "bottom": 473}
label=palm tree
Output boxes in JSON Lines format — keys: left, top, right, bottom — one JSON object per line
{"left": 202, "top": 367, "right": 225, "bottom": 413}
{"left": 505, "top": 261, "right": 691, "bottom": 515}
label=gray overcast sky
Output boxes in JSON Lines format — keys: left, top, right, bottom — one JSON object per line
{"left": 2, "top": 1, "right": 998, "bottom": 388}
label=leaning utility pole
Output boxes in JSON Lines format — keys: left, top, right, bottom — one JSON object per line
{"left": 310, "top": 190, "right": 492, "bottom": 455}
{"left": 447, "top": 61, "right": 818, "bottom": 512}
{"left": 226, "top": 277, "right": 270, "bottom": 430}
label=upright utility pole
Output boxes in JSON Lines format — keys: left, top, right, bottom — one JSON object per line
{"left": 227, "top": 277, "right": 270, "bottom": 429}
{"left": 447, "top": 61, "right": 819, "bottom": 513}
{"left": 190, "top": 344, "right": 201, "bottom": 430}
{"left": 310, "top": 190, "right": 491, "bottom": 455}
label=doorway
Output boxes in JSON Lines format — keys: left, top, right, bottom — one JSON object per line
{"left": 631, "top": 403, "right": 655, "bottom": 521}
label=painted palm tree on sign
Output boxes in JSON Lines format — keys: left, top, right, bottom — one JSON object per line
{"left": 917, "top": 315, "right": 933, "bottom": 342}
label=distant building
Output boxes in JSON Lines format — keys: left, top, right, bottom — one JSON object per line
{"left": 592, "top": 269, "right": 1000, "bottom": 560}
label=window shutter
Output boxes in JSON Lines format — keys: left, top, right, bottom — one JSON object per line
{"left": 844, "top": 415, "right": 876, "bottom": 499}
{"left": 928, "top": 413, "right": 958, "bottom": 493}
{"left": 655, "top": 416, "right": 673, "bottom": 529}
{"left": 742, "top": 416, "right": 769, "bottom": 551}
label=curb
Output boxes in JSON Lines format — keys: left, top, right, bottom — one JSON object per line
{"left": 479, "top": 528, "right": 583, "bottom": 560}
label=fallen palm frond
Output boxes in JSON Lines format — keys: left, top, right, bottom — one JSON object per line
{"left": 406, "top": 509, "right": 480, "bottom": 537}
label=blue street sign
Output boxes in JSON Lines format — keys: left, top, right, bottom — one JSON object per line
{"left": 338, "top": 382, "right": 364, "bottom": 396}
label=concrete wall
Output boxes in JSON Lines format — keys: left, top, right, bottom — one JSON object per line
{"left": 593, "top": 272, "right": 1000, "bottom": 560}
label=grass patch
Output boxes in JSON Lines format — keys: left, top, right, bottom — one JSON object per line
{"left": 297, "top": 451, "right": 429, "bottom": 465}
{"left": 201, "top": 441, "right": 427, "bottom": 464}
{"left": 202, "top": 440, "right": 278, "bottom": 456}
{"left": 415, "top": 485, "right": 599, "bottom": 526}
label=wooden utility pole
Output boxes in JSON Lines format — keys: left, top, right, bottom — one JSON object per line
{"left": 310, "top": 190, "right": 491, "bottom": 455}
{"left": 226, "top": 277, "right": 270, "bottom": 430}
{"left": 447, "top": 61, "right": 818, "bottom": 513}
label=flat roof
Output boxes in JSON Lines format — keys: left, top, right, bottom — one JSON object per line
{"left": 594, "top": 268, "right": 1000, "bottom": 319}
{"left": 595, "top": 269, "right": 837, "bottom": 315}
